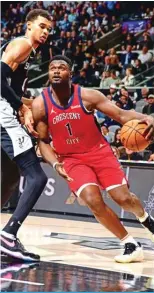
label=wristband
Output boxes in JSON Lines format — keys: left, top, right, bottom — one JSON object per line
{"left": 52, "top": 161, "right": 59, "bottom": 170}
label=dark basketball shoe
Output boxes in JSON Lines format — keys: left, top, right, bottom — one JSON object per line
{"left": 114, "top": 242, "right": 144, "bottom": 263}
{"left": 0, "top": 234, "right": 40, "bottom": 262}
{"left": 141, "top": 215, "right": 154, "bottom": 242}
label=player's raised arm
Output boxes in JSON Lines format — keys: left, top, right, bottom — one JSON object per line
{"left": 82, "top": 88, "right": 154, "bottom": 140}
{"left": 32, "top": 96, "right": 73, "bottom": 181}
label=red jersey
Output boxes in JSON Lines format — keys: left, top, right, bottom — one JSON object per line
{"left": 42, "top": 84, "right": 108, "bottom": 156}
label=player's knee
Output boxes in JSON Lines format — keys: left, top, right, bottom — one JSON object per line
{"left": 117, "top": 191, "right": 132, "bottom": 209}
{"left": 83, "top": 191, "right": 105, "bottom": 213}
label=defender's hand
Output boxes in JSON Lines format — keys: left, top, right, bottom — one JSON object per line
{"left": 19, "top": 104, "right": 39, "bottom": 138}
{"left": 54, "top": 162, "right": 73, "bottom": 182}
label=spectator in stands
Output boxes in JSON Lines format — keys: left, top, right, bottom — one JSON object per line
{"left": 121, "top": 34, "right": 136, "bottom": 50}
{"left": 89, "top": 25, "right": 99, "bottom": 41}
{"left": 89, "top": 57, "right": 100, "bottom": 75}
{"left": 138, "top": 45, "right": 153, "bottom": 65}
{"left": 49, "top": 19, "right": 60, "bottom": 42}
{"left": 109, "top": 84, "right": 119, "bottom": 102}
{"left": 80, "top": 60, "right": 93, "bottom": 84}
{"left": 146, "top": 22, "right": 154, "bottom": 38}
{"left": 59, "top": 14, "right": 71, "bottom": 31}
{"left": 142, "top": 94, "right": 154, "bottom": 115}
{"left": 140, "top": 87, "right": 150, "bottom": 100}
{"left": 99, "top": 71, "right": 110, "bottom": 88}
{"left": 102, "top": 69, "right": 121, "bottom": 87}
{"left": 71, "top": 30, "right": 78, "bottom": 47}
{"left": 101, "top": 14, "right": 109, "bottom": 33}
{"left": 97, "top": 48, "right": 106, "bottom": 66}
{"left": 119, "top": 94, "right": 134, "bottom": 110}
{"left": 133, "top": 59, "right": 147, "bottom": 75}
{"left": 120, "top": 87, "right": 134, "bottom": 108}
{"left": 68, "top": 8, "right": 77, "bottom": 23}
{"left": 110, "top": 15, "right": 120, "bottom": 29}
{"left": 108, "top": 48, "right": 119, "bottom": 67}
{"left": 138, "top": 33, "right": 153, "bottom": 50}
{"left": 120, "top": 45, "right": 135, "bottom": 70}
{"left": 64, "top": 41, "right": 74, "bottom": 61}
{"left": 120, "top": 148, "right": 143, "bottom": 161}
{"left": 73, "top": 45, "right": 85, "bottom": 71}
{"left": 101, "top": 125, "right": 113, "bottom": 143}
{"left": 103, "top": 56, "right": 113, "bottom": 72}
{"left": 72, "top": 69, "right": 89, "bottom": 87}
{"left": 1, "top": 31, "right": 9, "bottom": 46}
{"left": 84, "top": 39, "right": 97, "bottom": 60}
{"left": 57, "top": 30, "right": 67, "bottom": 53}
{"left": 86, "top": 2, "right": 94, "bottom": 17}
{"left": 96, "top": 2, "right": 108, "bottom": 24}
{"left": 111, "top": 128, "right": 123, "bottom": 148}
{"left": 77, "top": 7, "right": 90, "bottom": 26}
{"left": 87, "top": 15, "right": 99, "bottom": 31}
{"left": 121, "top": 67, "right": 136, "bottom": 86}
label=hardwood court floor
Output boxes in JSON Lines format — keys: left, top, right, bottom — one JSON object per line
{"left": 1, "top": 213, "right": 154, "bottom": 292}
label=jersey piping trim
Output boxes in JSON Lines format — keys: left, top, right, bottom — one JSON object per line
{"left": 47, "top": 87, "right": 74, "bottom": 110}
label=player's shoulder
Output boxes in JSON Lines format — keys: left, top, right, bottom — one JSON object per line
{"left": 6, "top": 37, "right": 32, "bottom": 51}
{"left": 32, "top": 95, "right": 46, "bottom": 119}
{"left": 80, "top": 86, "right": 102, "bottom": 102}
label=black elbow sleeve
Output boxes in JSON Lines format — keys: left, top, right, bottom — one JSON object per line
{"left": 1, "top": 61, "right": 23, "bottom": 111}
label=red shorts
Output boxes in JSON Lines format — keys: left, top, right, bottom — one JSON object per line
{"left": 60, "top": 143, "right": 127, "bottom": 196}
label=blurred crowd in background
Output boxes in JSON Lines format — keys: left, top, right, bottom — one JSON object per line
{"left": 1, "top": 1, "right": 154, "bottom": 162}
{"left": 1, "top": 1, "right": 154, "bottom": 87}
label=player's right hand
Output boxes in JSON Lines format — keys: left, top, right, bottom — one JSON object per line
{"left": 19, "top": 104, "right": 39, "bottom": 138}
{"left": 54, "top": 162, "right": 73, "bottom": 182}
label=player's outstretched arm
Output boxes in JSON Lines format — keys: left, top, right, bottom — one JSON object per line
{"left": 32, "top": 96, "right": 73, "bottom": 181}
{"left": 82, "top": 88, "right": 154, "bottom": 140}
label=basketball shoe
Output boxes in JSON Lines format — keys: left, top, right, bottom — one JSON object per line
{"left": 0, "top": 232, "right": 40, "bottom": 262}
{"left": 114, "top": 242, "right": 144, "bottom": 263}
{"left": 141, "top": 215, "right": 154, "bottom": 242}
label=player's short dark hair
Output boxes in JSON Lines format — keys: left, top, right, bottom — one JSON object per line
{"left": 26, "top": 9, "right": 51, "bottom": 22}
{"left": 50, "top": 55, "right": 72, "bottom": 70}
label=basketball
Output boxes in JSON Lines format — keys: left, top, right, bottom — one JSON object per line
{"left": 120, "top": 119, "right": 150, "bottom": 152}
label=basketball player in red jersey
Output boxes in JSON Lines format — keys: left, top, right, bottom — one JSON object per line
{"left": 32, "top": 55, "right": 154, "bottom": 263}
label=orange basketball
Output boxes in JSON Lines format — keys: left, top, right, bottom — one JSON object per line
{"left": 120, "top": 119, "right": 150, "bottom": 152}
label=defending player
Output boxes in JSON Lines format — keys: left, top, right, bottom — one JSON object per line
{"left": 0, "top": 9, "right": 51, "bottom": 261}
{"left": 32, "top": 55, "right": 154, "bottom": 263}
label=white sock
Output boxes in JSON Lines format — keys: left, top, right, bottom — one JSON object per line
{"left": 138, "top": 211, "right": 148, "bottom": 223}
{"left": 121, "top": 234, "right": 138, "bottom": 246}
{"left": 0, "top": 230, "right": 15, "bottom": 240}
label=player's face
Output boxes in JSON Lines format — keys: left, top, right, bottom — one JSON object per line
{"left": 28, "top": 16, "right": 51, "bottom": 44}
{"left": 49, "top": 61, "right": 71, "bottom": 85}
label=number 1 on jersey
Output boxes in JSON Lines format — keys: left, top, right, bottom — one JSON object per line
{"left": 65, "top": 123, "right": 73, "bottom": 136}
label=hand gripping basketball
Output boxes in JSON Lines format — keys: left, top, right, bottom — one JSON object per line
{"left": 120, "top": 119, "right": 151, "bottom": 152}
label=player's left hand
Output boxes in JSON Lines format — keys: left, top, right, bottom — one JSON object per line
{"left": 19, "top": 104, "right": 39, "bottom": 138}
{"left": 139, "top": 116, "right": 154, "bottom": 141}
